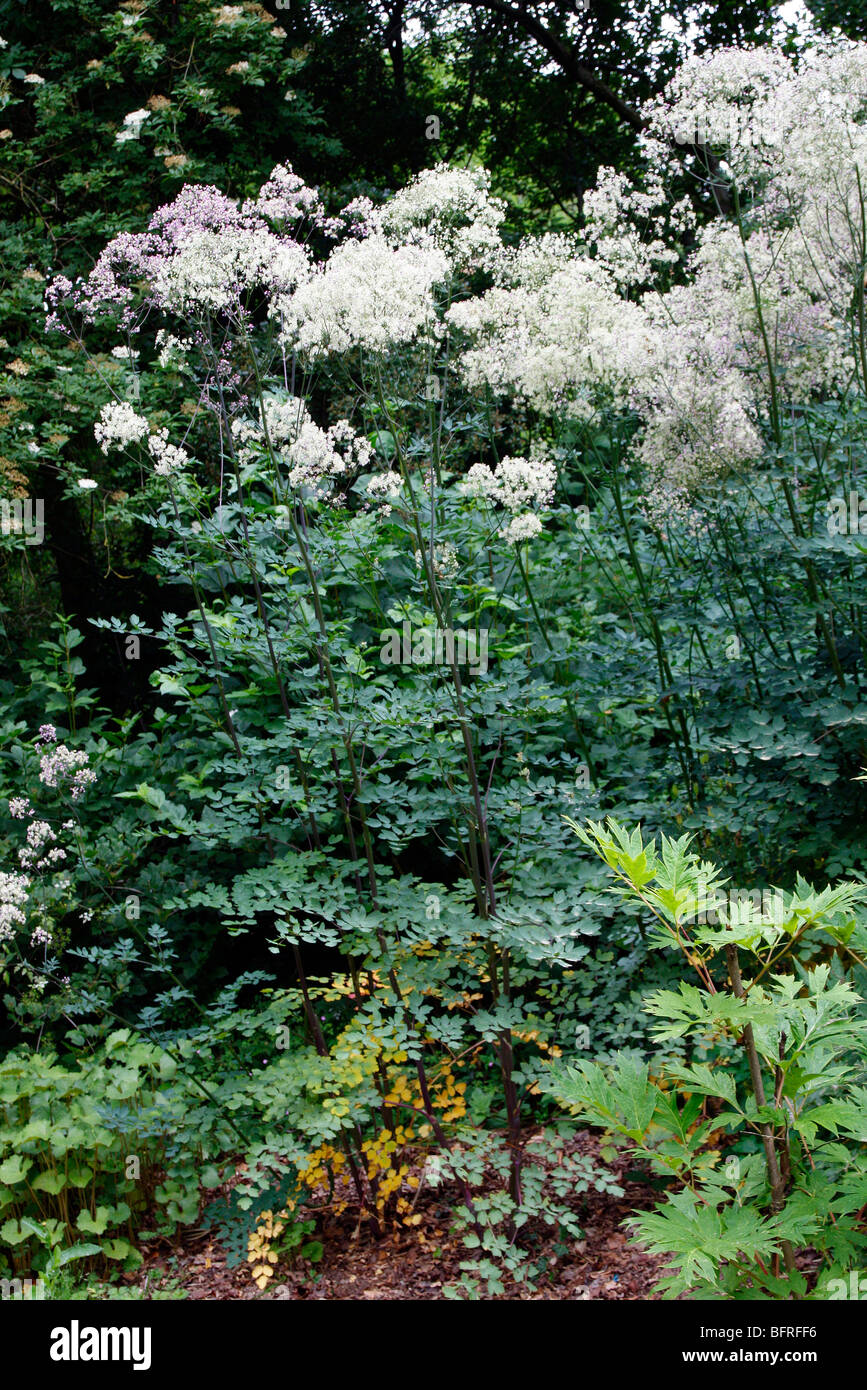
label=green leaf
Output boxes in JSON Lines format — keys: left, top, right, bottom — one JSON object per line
{"left": 76, "top": 1208, "right": 111, "bottom": 1236}
{"left": 31, "top": 1169, "right": 67, "bottom": 1195}
{"left": 58, "top": 1242, "right": 101, "bottom": 1266}
{"left": 0, "top": 1154, "right": 31, "bottom": 1185}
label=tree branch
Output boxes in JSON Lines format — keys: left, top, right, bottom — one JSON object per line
{"left": 454, "top": 0, "right": 645, "bottom": 131}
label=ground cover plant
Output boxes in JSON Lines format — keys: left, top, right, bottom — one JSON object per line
{"left": 1, "top": 5, "right": 867, "bottom": 1307}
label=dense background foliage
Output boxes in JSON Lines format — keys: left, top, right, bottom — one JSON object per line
{"left": 2, "top": 0, "right": 867, "bottom": 1301}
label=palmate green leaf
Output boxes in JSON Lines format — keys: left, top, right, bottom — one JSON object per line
{"left": 116, "top": 783, "right": 166, "bottom": 812}
{"left": 649, "top": 836, "right": 723, "bottom": 928}
{"left": 664, "top": 1062, "right": 741, "bottom": 1109}
{"left": 690, "top": 912, "right": 777, "bottom": 951}
{"left": 650, "top": 1090, "right": 711, "bottom": 1149}
{"left": 155, "top": 675, "right": 191, "bottom": 699}
{"left": 66, "top": 1166, "right": 94, "bottom": 1188}
{"left": 706, "top": 992, "right": 786, "bottom": 1030}
{"left": 795, "top": 1102, "right": 858, "bottom": 1144}
{"left": 642, "top": 982, "right": 708, "bottom": 1039}
{"left": 627, "top": 1188, "right": 819, "bottom": 1298}
{"left": 787, "top": 880, "right": 865, "bottom": 935}
{"left": 546, "top": 1053, "right": 660, "bottom": 1141}
{"left": 798, "top": 1089, "right": 867, "bottom": 1144}
{"left": 565, "top": 817, "right": 659, "bottom": 889}
{"left": 827, "top": 1165, "right": 867, "bottom": 1218}
{"left": 645, "top": 980, "right": 784, "bottom": 1042}
{"left": 729, "top": 1264, "right": 811, "bottom": 1301}
{"left": 114, "top": 781, "right": 196, "bottom": 834}
{"left": 99, "top": 1239, "right": 133, "bottom": 1262}
{"left": 697, "top": 1153, "right": 770, "bottom": 1209}
{"left": 19, "top": 1118, "right": 51, "bottom": 1144}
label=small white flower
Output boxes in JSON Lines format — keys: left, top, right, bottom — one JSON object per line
{"left": 504, "top": 513, "right": 543, "bottom": 545}
{"left": 155, "top": 331, "right": 190, "bottom": 369}
{"left": 94, "top": 401, "right": 149, "bottom": 454}
{"left": 365, "top": 471, "right": 403, "bottom": 501}
{"left": 27, "top": 820, "right": 56, "bottom": 849}
{"left": 115, "top": 109, "right": 150, "bottom": 144}
{"left": 77, "top": 478, "right": 98, "bottom": 490}
{"left": 148, "top": 429, "right": 188, "bottom": 476}
{"left": 213, "top": 5, "right": 244, "bottom": 25}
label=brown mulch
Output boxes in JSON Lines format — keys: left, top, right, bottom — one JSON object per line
{"left": 126, "top": 1132, "right": 668, "bottom": 1301}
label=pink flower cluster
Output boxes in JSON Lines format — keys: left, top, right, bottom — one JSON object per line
{"left": 31, "top": 727, "right": 96, "bottom": 800}
{"left": 38, "top": 743, "right": 97, "bottom": 800}
{"left": 44, "top": 164, "right": 337, "bottom": 332}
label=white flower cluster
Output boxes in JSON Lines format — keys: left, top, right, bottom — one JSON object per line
{"left": 583, "top": 166, "right": 693, "bottom": 289}
{"left": 377, "top": 164, "right": 506, "bottom": 273}
{"left": 155, "top": 332, "right": 192, "bottom": 369}
{"left": 462, "top": 456, "right": 556, "bottom": 544}
{"left": 116, "top": 109, "right": 151, "bottom": 144}
{"left": 503, "top": 513, "right": 543, "bottom": 545}
{"left": 366, "top": 469, "right": 405, "bottom": 514}
{"left": 0, "top": 871, "right": 29, "bottom": 943}
{"left": 641, "top": 42, "right": 867, "bottom": 398}
{"left": 464, "top": 456, "right": 556, "bottom": 511}
{"left": 448, "top": 250, "right": 644, "bottom": 418}
{"left": 18, "top": 818, "right": 66, "bottom": 871}
{"left": 635, "top": 370, "right": 762, "bottom": 523}
{"left": 66, "top": 56, "right": 867, "bottom": 520}
{"left": 94, "top": 401, "right": 149, "bottom": 454}
{"left": 413, "top": 541, "right": 461, "bottom": 579}
{"left": 231, "top": 394, "right": 308, "bottom": 459}
{"left": 232, "top": 395, "right": 372, "bottom": 497}
{"left": 94, "top": 404, "right": 190, "bottom": 479}
{"left": 248, "top": 163, "right": 330, "bottom": 230}
{"left": 276, "top": 235, "right": 449, "bottom": 359}
{"left": 645, "top": 45, "right": 792, "bottom": 166}
{"left": 148, "top": 429, "right": 189, "bottom": 476}
{"left": 286, "top": 417, "right": 373, "bottom": 495}
{"left": 440, "top": 39, "right": 867, "bottom": 505}
{"left": 152, "top": 225, "right": 309, "bottom": 313}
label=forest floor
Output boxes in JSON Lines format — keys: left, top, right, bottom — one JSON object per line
{"left": 123, "top": 1132, "right": 668, "bottom": 1301}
